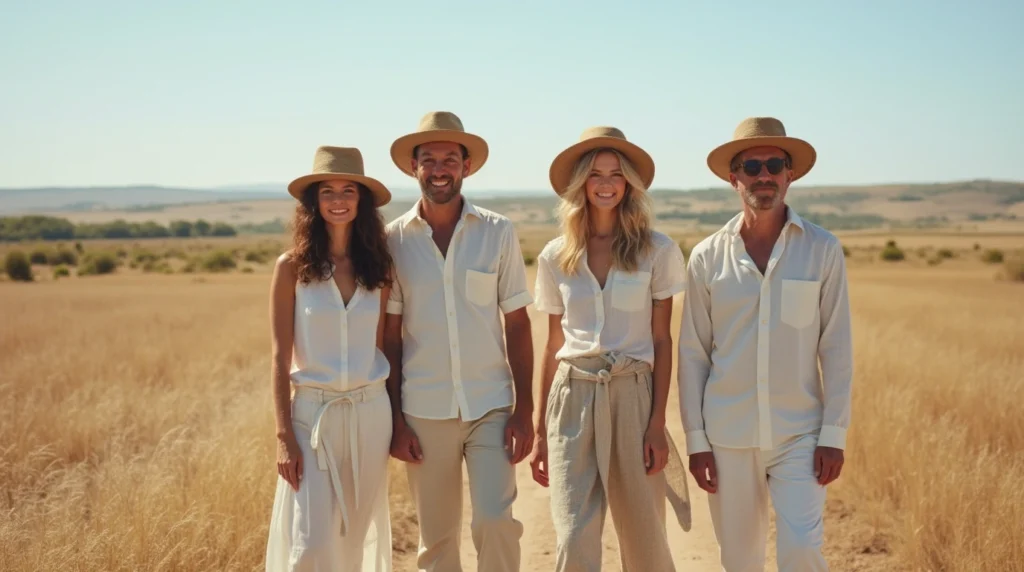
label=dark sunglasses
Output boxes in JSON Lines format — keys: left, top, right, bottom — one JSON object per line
{"left": 737, "top": 157, "right": 788, "bottom": 177}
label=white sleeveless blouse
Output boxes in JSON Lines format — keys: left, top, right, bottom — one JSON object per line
{"left": 290, "top": 273, "right": 390, "bottom": 392}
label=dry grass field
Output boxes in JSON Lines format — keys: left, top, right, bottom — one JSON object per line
{"left": 1, "top": 229, "right": 1022, "bottom": 571}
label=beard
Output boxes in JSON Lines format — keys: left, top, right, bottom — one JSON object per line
{"left": 419, "top": 174, "right": 462, "bottom": 205}
{"left": 743, "top": 182, "right": 782, "bottom": 210}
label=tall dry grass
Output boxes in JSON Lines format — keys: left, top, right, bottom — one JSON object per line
{"left": 835, "top": 267, "right": 1024, "bottom": 571}
{"left": 0, "top": 274, "right": 417, "bottom": 572}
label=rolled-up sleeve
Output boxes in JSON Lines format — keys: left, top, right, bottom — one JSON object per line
{"left": 497, "top": 222, "right": 533, "bottom": 314}
{"left": 533, "top": 250, "right": 564, "bottom": 315}
{"left": 651, "top": 239, "right": 687, "bottom": 300}
{"left": 816, "top": 240, "right": 854, "bottom": 449}
{"left": 677, "top": 250, "right": 714, "bottom": 455}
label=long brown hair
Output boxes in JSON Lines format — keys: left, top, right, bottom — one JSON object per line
{"left": 290, "top": 182, "right": 393, "bottom": 289}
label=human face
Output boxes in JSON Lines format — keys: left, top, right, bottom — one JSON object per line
{"left": 585, "top": 151, "right": 627, "bottom": 212}
{"left": 729, "top": 146, "right": 793, "bottom": 211}
{"left": 316, "top": 179, "right": 359, "bottom": 226}
{"left": 412, "top": 141, "right": 469, "bottom": 205}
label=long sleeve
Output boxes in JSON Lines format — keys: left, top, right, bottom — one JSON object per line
{"left": 816, "top": 240, "right": 854, "bottom": 449}
{"left": 677, "top": 250, "right": 714, "bottom": 454}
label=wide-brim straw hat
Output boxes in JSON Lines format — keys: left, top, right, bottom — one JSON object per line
{"left": 287, "top": 146, "right": 391, "bottom": 206}
{"left": 548, "top": 126, "right": 655, "bottom": 196}
{"left": 390, "top": 111, "right": 489, "bottom": 177}
{"left": 707, "top": 117, "right": 816, "bottom": 182}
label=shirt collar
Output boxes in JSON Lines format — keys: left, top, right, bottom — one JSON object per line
{"left": 725, "top": 205, "right": 805, "bottom": 236}
{"left": 400, "top": 196, "right": 482, "bottom": 229}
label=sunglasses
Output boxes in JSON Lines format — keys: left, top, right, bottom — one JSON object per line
{"left": 736, "top": 158, "right": 788, "bottom": 177}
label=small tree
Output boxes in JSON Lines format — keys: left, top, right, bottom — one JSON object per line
{"left": 881, "top": 241, "right": 905, "bottom": 262}
{"left": 5, "top": 251, "right": 33, "bottom": 282}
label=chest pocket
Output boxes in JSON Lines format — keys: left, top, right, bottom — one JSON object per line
{"left": 610, "top": 270, "right": 651, "bottom": 311}
{"left": 780, "top": 279, "right": 820, "bottom": 329}
{"left": 466, "top": 269, "right": 498, "bottom": 306}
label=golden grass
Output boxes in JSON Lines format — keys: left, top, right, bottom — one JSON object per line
{"left": 1, "top": 234, "right": 1022, "bottom": 571}
{"left": 0, "top": 274, "right": 417, "bottom": 572}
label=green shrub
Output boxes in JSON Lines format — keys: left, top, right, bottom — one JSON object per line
{"left": 52, "top": 249, "right": 78, "bottom": 266}
{"left": 244, "top": 250, "right": 269, "bottom": 264}
{"left": 881, "top": 243, "right": 905, "bottom": 262}
{"left": 5, "top": 251, "right": 33, "bottom": 282}
{"left": 982, "top": 249, "right": 1004, "bottom": 264}
{"left": 29, "top": 249, "right": 51, "bottom": 265}
{"left": 937, "top": 248, "right": 955, "bottom": 259}
{"left": 522, "top": 253, "right": 535, "bottom": 266}
{"left": 201, "top": 250, "right": 236, "bottom": 272}
{"left": 79, "top": 252, "right": 118, "bottom": 276}
{"left": 53, "top": 265, "right": 71, "bottom": 278}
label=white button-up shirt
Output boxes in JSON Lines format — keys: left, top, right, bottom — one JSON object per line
{"left": 386, "top": 198, "right": 533, "bottom": 422}
{"left": 290, "top": 273, "right": 390, "bottom": 392}
{"left": 533, "top": 230, "right": 687, "bottom": 366}
{"left": 677, "top": 208, "right": 853, "bottom": 454}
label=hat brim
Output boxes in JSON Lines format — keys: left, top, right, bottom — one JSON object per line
{"left": 549, "top": 137, "right": 655, "bottom": 196}
{"left": 287, "top": 173, "right": 392, "bottom": 207}
{"left": 707, "top": 136, "right": 816, "bottom": 182}
{"left": 390, "top": 130, "right": 489, "bottom": 177}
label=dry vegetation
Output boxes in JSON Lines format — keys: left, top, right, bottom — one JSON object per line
{"left": 1, "top": 229, "right": 1022, "bottom": 571}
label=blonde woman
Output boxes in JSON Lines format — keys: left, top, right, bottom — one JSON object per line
{"left": 529, "top": 127, "right": 691, "bottom": 571}
{"left": 265, "top": 146, "right": 395, "bottom": 572}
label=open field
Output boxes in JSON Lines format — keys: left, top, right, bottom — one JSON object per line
{"left": 1, "top": 229, "right": 1023, "bottom": 571}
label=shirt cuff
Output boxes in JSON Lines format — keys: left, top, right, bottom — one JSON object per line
{"left": 684, "top": 429, "right": 713, "bottom": 455}
{"left": 499, "top": 291, "right": 533, "bottom": 314}
{"left": 386, "top": 300, "right": 403, "bottom": 315}
{"left": 534, "top": 301, "right": 564, "bottom": 314}
{"left": 817, "top": 425, "right": 847, "bottom": 449}
{"left": 653, "top": 283, "right": 686, "bottom": 300}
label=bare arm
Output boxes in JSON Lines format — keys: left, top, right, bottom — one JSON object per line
{"left": 382, "top": 311, "right": 405, "bottom": 429}
{"left": 270, "top": 254, "right": 296, "bottom": 440}
{"left": 270, "top": 254, "right": 302, "bottom": 490}
{"left": 503, "top": 307, "right": 534, "bottom": 464}
{"left": 535, "top": 313, "right": 564, "bottom": 437}
{"left": 649, "top": 296, "right": 674, "bottom": 429}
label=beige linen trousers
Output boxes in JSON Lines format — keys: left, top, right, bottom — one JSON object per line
{"left": 546, "top": 352, "right": 691, "bottom": 572}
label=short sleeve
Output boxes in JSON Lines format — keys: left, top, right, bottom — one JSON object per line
{"left": 533, "top": 249, "right": 564, "bottom": 315}
{"left": 496, "top": 222, "right": 533, "bottom": 314}
{"left": 651, "top": 238, "right": 687, "bottom": 300}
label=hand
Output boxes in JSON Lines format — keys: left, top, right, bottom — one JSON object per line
{"left": 814, "top": 446, "right": 844, "bottom": 486}
{"left": 643, "top": 423, "right": 670, "bottom": 475}
{"left": 390, "top": 419, "right": 423, "bottom": 464}
{"left": 504, "top": 406, "right": 535, "bottom": 464}
{"left": 689, "top": 451, "right": 718, "bottom": 494}
{"left": 529, "top": 432, "right": 549, "bottom": 487}
{"left": 276, "top": 432, "right": 304, "bottom": 492}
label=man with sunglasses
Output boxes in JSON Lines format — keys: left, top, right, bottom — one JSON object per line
{"left": 677, "top": 117, "right": 853, "bottom": 571}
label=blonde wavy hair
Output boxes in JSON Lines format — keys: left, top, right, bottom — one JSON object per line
{"left": 554, "top": 148, "right": 653, "bottom": 275}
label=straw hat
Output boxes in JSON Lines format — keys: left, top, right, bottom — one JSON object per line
{"left": 548, "top": 126, "right": 655, "bottom": 196}
{"left": 707, "top": 117, "right": 816, "bottom": 182}
{"left": 390, "top": 111, "right": 489, "bottom": 177}
{"left": 287, "top": 146, "right": 391, "bottom": 206}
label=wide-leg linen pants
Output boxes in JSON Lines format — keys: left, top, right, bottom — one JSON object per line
{"left": 546, "top": 352, "right": 691, "bottom": 572}
{"left": 265, "top": 380, "right": 393, "bottom": 572}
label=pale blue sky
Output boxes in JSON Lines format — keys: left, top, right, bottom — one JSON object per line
{"left": 1, "top": 0, "right": 1021, "bottom": 192}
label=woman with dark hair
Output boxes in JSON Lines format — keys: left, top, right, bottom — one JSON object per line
{"left": 265, "top": 146, "right": 395, "bottom": 572}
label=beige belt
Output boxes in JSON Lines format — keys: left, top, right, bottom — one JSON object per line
{"left": 293, "top": 380, "right": 387, "bottom": 536}
{"left": 561, "top": 352, "right": 692, "bottom": 532}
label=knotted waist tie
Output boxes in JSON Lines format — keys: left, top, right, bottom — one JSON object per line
{"left": 293, "top": 380, "right": 386, "bottom": 536}
{"left": 560, "top": 352, "right": 692, "bottom": 532}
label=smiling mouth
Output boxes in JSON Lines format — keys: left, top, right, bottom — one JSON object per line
{"left": 328, "top": 208, "right": 350, "bottom": 215}
{"left": 430, "top": 178, "right": 452, "bottom": 188}
{"left": 596, "top": 192, "right": 616, "bottom": 199}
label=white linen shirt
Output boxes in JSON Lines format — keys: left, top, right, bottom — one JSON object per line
{"left": 290, "top": 273, "right": 390, "bottom": 392}
{"left": 386, "top": 198, "right": 533, "bottom": 422}
{"left": 677, "top": 208, "right": 853, "bottom": 454}
{"left": 534, "top": 231, "right": 687, "bottom": 366}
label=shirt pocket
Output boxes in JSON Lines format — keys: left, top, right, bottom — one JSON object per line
{"left": 780, "top": 279, "right": 820, "bottom": 329}
{"left": 466, "top": 269, "right": 498, "bottom": 306}
{"left": 610, "top": 270, "right": 651, "bottom": 312}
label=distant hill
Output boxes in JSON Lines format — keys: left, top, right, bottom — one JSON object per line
{"left": 2, "top": 179, "right": 1023, "bottom": 232}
